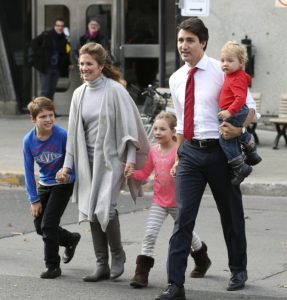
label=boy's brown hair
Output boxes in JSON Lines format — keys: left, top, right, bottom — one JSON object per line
{"left": 27, "top": 97, "right": 55, "bottom": 119}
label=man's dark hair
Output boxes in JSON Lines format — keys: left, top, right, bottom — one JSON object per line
{"left": 178, "top": 17, "right": 209, "bottom": 50}
{"left": 54, "top": 18, "right": 65, "bottom": 24}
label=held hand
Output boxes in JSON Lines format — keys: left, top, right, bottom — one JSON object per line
{"left": 124, "top": 162, "right": 135, "bottom": 178}
{"left": 170, "top": 159, "right": 179, "bottom": 178}
{"left": 220, "top": 121, "right": 242, "bottom": 140}
{"left": 30, "top": 202, "right": 42, "bottom": 218}
{"left": 55, "top": 168, "right": 63, "bottom": 183}
{"left": 55, "top": 168, "right": 70, "bottom": 184}
{"left": 218, "top": 110, "right": 232, "bottom": 120}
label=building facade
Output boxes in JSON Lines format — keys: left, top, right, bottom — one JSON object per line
{"left": 0, "top": 0, "right": 286, "bottom": 116}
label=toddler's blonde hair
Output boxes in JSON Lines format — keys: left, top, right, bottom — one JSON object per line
{"left": 221, "top": 41, "right": 248, "bottom": 65}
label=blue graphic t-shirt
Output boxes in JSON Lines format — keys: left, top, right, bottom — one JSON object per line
{"left": 23, "top": 124, "right": 75, "bottom": 203}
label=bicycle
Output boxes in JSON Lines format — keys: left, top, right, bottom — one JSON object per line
{"left": 140, "top": 84, "right": 171, "bottom": 143}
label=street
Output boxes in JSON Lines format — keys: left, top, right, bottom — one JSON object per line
{"left": 0, "top": 186, "right": 151, "bottom": 238}
{"left": 0, "top": 187, "right": 286, "bottom": 299}
{"left": 0, "top": 275, "right": 283, "bottom": 300}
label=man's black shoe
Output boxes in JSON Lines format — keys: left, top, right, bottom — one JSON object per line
{"left": 62, "top": 232, "right": 81, "bottom": 264}
{"left": 155, "top": 283, "right": 186, "bottom": 300}
{"left": 40, "top": 267, "right": 61, "bottom": 279}
{"left": 227, "top": 270, "right": 248, "bottom": 291}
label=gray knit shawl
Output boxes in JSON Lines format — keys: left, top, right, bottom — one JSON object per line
{"left": 66, "top": 78, "right": 150, "bottom": 231}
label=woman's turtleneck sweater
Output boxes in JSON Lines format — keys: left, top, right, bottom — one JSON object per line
{"left": 82, "top": 75, "right": 106, "bottom": 162}
{"left": 64, "top": 75, "right": 136, "bottom": 170}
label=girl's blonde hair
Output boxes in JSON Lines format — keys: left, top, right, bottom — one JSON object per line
{"left": 79, "top": 42, "right": 124, "bottom": 84}
{"left": 27, "top": 97, "right": 55, "bottom": 119}
{"left": 221, "top": 41, "right": 248, "bottom": 65}
{"left": 155, "top": 111, "right": 177, "bottom": 141}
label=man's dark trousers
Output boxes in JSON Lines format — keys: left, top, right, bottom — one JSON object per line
{"left": 167, "top": 140, "right": 247, "bottom": 286}
{"left": 39, "top": 68, "right": 60, "bottom": 100}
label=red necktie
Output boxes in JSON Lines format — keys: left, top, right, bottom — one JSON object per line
{"left": 184, "top": 67, "right": 198, "bottom": 140}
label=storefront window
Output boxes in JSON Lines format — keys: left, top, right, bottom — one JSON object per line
{"left": 44, "top": 5, "right": 69, "bottom": 30}
{"left": 125, "top": 0, "right": 158, "bottom": 44}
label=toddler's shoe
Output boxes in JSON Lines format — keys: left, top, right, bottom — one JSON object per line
{"left": 242, "top": 142, "right": 262, "bottom": 166}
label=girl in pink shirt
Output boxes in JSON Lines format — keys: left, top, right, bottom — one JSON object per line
{"left": 127, "top": 112, "right": 211, "bottom": 288}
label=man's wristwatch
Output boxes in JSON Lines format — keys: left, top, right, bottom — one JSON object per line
{"left": 241, "top": 127, "right": 246, "bottom": 134}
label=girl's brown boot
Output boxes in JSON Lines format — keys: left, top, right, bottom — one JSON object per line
{"left": 190, "top": 241, "right": 212, "bottom": 278}
{"left": 130, "top": 255, "right": 154, "bottom": 288}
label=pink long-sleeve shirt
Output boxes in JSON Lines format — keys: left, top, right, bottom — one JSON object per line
{"left": 131, "top": 144, "right": 177, "bottom": 207}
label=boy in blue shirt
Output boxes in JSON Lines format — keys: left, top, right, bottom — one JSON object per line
{"left": 23, "top": 97, "right": 80, "bottom": 279}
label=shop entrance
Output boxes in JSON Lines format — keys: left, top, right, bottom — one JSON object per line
{"left": 32, "top": 0, "right": 169, "bottom": 112}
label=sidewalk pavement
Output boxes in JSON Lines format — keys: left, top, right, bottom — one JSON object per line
{"left": 0, "top": 115, "right": 287, "bottom": 195}
{"left": 0, "top": 193, "right": 286, "bottom": 299}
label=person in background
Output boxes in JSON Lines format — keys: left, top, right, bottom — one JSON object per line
{"left": 56, "top": 42, "right": 149, "bottom": 282}
{"left": 79, "top": 18, "right": 107, "bottom": 48}
{"left": 218, "top": 41, "right": 262, "bottom": 186}
{"left": 126, "top": 111, "right": 211, "bottom": 289}
{"left": 155, "top": 17, "right": 257, "bottom": 300}
{"left": 23, "top": 97, "right": 80, "bottom": 279}
{"left": 30, "top": 19, "right": 70, "bottom": 101}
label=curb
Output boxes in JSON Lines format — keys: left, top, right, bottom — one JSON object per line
{"left": 1, "top": 171, "right": 286, "bottom": 197}
{"left": 0, "top": 171, "right": 26, "bottom": 187}
{"left": 240, "top": 182, "right": 287, "bottom": 197}
{"left": 204, "top": 182, "right": 287, "bottom": 197}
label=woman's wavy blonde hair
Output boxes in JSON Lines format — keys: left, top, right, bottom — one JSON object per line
{"left": 79, "top": 42, "right": 125, "bottom": 85}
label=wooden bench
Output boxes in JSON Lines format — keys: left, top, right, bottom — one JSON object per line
{"left": 269, "top": 94, "right": 287, "bottom": 149}
{"left": 247, "top": 92, "right": 262, "bottom": 144}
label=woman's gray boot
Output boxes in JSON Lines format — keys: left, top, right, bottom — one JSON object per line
{"left": 106, "top": 213, "right": 126, "bottom": 279}
{"left": 83, "top": 221, "right": 110, "bottom": 282}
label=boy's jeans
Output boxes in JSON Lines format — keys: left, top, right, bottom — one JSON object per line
{"left": 219, "top": 105, "right": 251, "bottom": 162}
{"left": 34, "top": 183, "right": 74, "bottom": 268}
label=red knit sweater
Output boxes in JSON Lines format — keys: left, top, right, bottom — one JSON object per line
{"left": 219, "top": 69, "right": 251, "bottom": 115}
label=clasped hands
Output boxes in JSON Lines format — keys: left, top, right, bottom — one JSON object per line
{"left": 55, "top": 167, "right": 70, "bottom": 184}
{"left": 124, "top": 162, "right": 135, "bottom": 178}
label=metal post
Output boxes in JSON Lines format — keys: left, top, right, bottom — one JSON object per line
{"left": 159, "top": 0, "right": 166, "bottom": 87}
{"left": 175, "top": 0, "right": 181, "bottom": 70}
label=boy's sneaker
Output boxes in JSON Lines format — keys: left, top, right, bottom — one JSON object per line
{"left": 40, "top": 267, "right": 61, "bottom": 279}
{"left": 62, "top": 232, "right": 81, "bottom": 264}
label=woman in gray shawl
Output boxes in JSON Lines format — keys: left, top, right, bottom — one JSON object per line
{"left": 56, "top": 42, "right": 149, "bottom": 282}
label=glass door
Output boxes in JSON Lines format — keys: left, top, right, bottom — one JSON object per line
{"left": 0, "top": 0, "right": 32, "bottom": 112}
{"left": 120, "top": 0, "right": 159, "bottom": 95}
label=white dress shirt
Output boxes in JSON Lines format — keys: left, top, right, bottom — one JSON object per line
{"left": 169, "top": 53, "right": 256, "bottom": 139}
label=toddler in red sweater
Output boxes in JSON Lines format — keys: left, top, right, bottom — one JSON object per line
{"left": 218, "top": 41, "right": 262, "bottom": 186}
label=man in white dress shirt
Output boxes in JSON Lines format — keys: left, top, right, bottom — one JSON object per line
{"left": 155, "top": 17, "right": 256, "bottom": 300}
